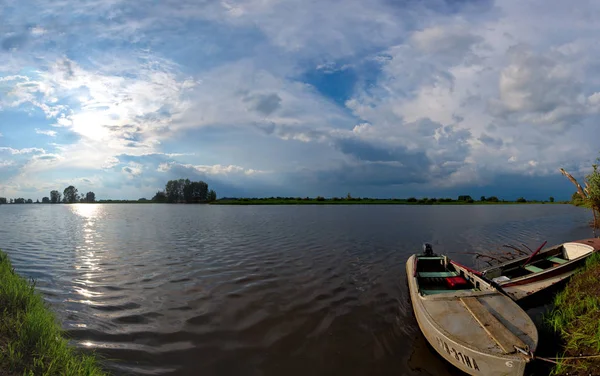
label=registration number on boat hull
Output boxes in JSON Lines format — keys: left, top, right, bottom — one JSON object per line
{"left": 435, "top": 336, "right": 480, "bottom": 372}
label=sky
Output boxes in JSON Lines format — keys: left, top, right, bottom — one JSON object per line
{"left": 1, "top": 0, "right": 599, "bottom": 201}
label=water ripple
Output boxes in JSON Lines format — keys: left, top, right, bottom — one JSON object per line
{"left": 0, "top": 203, "right": 594, "bottom": 375}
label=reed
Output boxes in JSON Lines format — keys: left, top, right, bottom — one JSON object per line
{"left": 0, "top": 250, "right": 107, "bottom": 376}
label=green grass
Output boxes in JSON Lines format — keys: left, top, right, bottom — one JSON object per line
{"left": 0, "top": 250, "right": 107, "bottom": 376}
{"left": 546, "top": 251, "right": 600, "bottom": 375}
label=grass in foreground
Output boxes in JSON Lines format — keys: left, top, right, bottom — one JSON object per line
{"left": 546, "top": 251, "right": 600, "bottom": 376}
{"left": 0, "top": 250, "right": 107, "bottom": 376}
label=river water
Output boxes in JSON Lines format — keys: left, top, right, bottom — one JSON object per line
{"left": 0, "top": 204, "right": 594, "bottom": 375}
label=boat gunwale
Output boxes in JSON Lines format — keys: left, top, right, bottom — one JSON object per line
{"left": 407, "top": 254, "right": 535, "bottom": 363}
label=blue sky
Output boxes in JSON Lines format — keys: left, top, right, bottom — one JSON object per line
{"left": 1, "top": 0, "right": 599, "bottom": 200}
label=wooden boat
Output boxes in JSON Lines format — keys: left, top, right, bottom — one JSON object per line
{"left": 406, "top": 244, "right": 538, "bottom": 376}
{"left": 481, "top": 238, "right": 600, "bottom": 301}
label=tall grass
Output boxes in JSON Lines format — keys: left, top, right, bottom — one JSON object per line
{"left": 0, "top": 250, "right": 107, "bottom": 375}
{"left": 546, "top": 251, "right": 600, "bottom": 375}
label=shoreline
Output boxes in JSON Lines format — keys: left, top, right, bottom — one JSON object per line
{"left": 211, "top": 199, "right": 567, "bottom": 205}
{"left": 0, "top": 250, "right": 107, "bottom": 375}
{"left": 546, "top": 250, "right": 600, "bottom": 375}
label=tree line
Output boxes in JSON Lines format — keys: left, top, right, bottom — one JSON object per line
{"left": 0, "top": 179, "right": 217, "bottom": 205}
{"left": 0, "top": 186, "right": 96, "bottom": 204}
{"left": 151, "top": 179, "right": 217, "bottom": 203}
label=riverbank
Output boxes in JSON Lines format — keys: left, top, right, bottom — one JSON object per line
{"left": 547, "top": 251, "right": 600, "bottom": 375}
{"left": 0, "top": 250, "right": 107, "bottom": 375}
{"left": 213, "top": 198, "right": 567, "bottom": 205}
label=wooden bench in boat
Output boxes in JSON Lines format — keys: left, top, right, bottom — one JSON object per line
{"left": 460, "top": 296, "right": 527, "bottom": 353}
{"left": 418, "top": 271, "right": 458, "bottom": 278}
{"left": 523, "top": 265, "right": 544, "bottom": 273}
{"left": 547, "top": 256, "right": 567, "bottom": 264}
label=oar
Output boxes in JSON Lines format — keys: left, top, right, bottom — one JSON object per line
{"left": 449, "top": 260, "right": 513, "bottom": 298}
{"left": 522, "top": 241, "right": 548, "bottom": 267}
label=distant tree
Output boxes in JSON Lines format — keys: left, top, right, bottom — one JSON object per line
{"left": 549, "top": 196, "right": 555, "bottom": 203}
{"left": 26, "top": 199, "right": 33, "bottom": 204}
{"left": 186, "top": 180, "right": 209, "bottom": 203}
{"left": 35, "top": 199, "right": 40, "bottom": 203}
{"left": 486, "top": 196, "right": 499, "bottom": 202}
{"left": 14, "top": 198, "right": 25, "bottom": 204}
{"left": 138, "top": 198, "right": 148, "bottom": 202}
{"left": 458, "top": 195, "right": 473, "bottom": 202}
{"left": 407, "top": 197, "right": 417, "bottom": 202}
{"left": 208, "top": 189, "right": 217, "bottom": 202}
{"left": 42, "top": 197, "right": 50, "bottom": 204}
{"left": 63, "top": 186, "right": 78, "bottom": 203}
{"left": 165, "top": 179, "right": 182, "bottom": 203}
{"left": 346, "top": 192, "right": 353, "bottom": 200}
{"left": 316, "top": 196, "right": 325, "bottom": 201}
{"left": 85, "top": 191, "right": 96, "bottom": 203}
{"left": 480, "top": 196, "right": 486, "bottom": 202}
{"left": 0, "top": 197, "right": 6, "bottom": 205}
{"left": 516, "top": 197, "right": 527, "bottom": 203}
{"left": 152, "top": 191, "right": 167, "bottom": 202}
{"left": 50, "top": 190, "right": 61, "bottom": 203}
{"left": 9, "top": 198, "right": 13, "bottom": 204}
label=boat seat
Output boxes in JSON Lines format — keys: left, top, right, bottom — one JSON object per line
{"left": 418, "top": 271, "right": 458, "bottom": 278}
{"left": 524, "top": 265, "right": 544, "bottom": 273}
{"left": 547, "top": 256, "right": 567, "bottom": 264}
{"left": 418, "top": 256, "right": 445, "bottom": 260}
{"left": 421, "top": 289, "right": 476, "bottom": 296}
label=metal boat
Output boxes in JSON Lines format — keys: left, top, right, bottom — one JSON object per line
{"left": 406, "top": 244, "right": 538, "bottom": 376}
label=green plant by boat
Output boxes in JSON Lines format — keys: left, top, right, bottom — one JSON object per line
{"left": 0, "top": 250, "right": 107, "bottom": 376}
{"left": 546, "top": 251, "right": 600, "bottom": 375}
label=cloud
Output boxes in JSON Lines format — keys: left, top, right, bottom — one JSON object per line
{"left": 0, "top": 160, "right": 14, "bottom": 168}
{"left": 2, "top": 0, "right": 600, "bottom": 200}
{"left": 35, "top": 128, "right": 57, "bottom": 137}
{"left": 243, "top": 92, "right": 282, "bottom": 116}
{"left": 0, "top": 147, "right": 46, "bottom": 155}
{"left": 158, "top": 162, "right": 267, "bottom": 176}
{"left": 488, "top": 44, "right": 592, "bottom": 130}
{"left": 122, "top": 163, "right": 143, "bottom": 177}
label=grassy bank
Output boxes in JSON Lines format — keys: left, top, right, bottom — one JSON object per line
{"left": 0, "top": 250, "right": 107, "bottom": 376}
{"left": 547, "top": 251, "right": 600, "bottom": 375}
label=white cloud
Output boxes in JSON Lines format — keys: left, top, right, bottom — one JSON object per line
{"left": 0, "top": 147, "right": 46, "bottom": 155}
{"left": 35, "top": 128, "right": 57, "bottom": 137}
{"left": 0, "top": 160, "right": 14, "bottom": 168}
{"left": 158, "top": 162, "right": 267, "bottom": 176}
{"left": 122, "top": 163, "right": 143, "bottom": 177}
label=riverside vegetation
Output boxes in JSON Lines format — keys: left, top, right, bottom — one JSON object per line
{"left": 0, "top": 250, "right": 106, "bottom": 375}
{"left": 213, "top": 195, "right": 563, "bottom": 205}
{"left": 546, "top": 252, "right": 600, "bottom": 376}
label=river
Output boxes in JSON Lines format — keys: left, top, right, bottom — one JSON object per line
{"left": 0, "top": 204, "right": 594, "bottom": 375}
